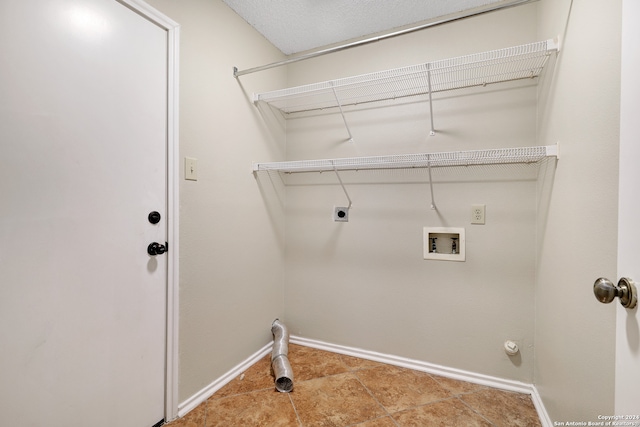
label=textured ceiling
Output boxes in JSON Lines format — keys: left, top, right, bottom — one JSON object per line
{"left": 222, "top": 0, "right": 506, "bottom": 55}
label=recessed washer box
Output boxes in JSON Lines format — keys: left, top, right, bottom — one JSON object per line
{"left": 423, "top": 227, "right": 465, "bottom": 262}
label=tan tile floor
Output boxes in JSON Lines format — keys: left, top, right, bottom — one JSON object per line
{"left": 167, "top": 344, "right": 542, "bottom": 427}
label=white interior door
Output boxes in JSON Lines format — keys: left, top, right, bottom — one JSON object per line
{"left": 616, "top": 0, "right": 640, "bottom": 415}
{"left": 0, "top": 1, "right": 168, "bottom": 426}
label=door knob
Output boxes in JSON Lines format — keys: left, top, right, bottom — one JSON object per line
{"left": 593, "top": 277, "right": 637, "bottom": 309}
{"left": 147, "top": 242, "right": 167, "bottom": 256}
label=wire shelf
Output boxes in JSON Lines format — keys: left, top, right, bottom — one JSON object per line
{"left": 253, "top": 145, "right": 558, "bottom": 174}
{"left": 254, "top": 39, "right": 558, "bottom": 115}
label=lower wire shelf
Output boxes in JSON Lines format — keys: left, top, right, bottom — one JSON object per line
{"left": 252, "top": 145, "right": 558, "bottom": 174}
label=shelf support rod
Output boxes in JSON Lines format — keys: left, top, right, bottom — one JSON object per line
{"left": 426, "top": 63, "right": 436, "bottom": 136}
{"left": 332, "top": 162, "right": 353, "bottom": 209}
{"left": 331, "top": 85, "right": 354, "bottom": 142}
{"left": 427, "top": 155, "right": 437, "bottom": 210}
{"left": 232, "top": 0, "right": 538, "bottom": 78}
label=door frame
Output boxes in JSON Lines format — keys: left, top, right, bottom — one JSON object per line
{"left": 117, "top": 0, "right": 180, "bottom": 421}
{"left": 616, "top": 0, "right": 640, "bottom": 414}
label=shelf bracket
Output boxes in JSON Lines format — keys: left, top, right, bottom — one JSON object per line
{"left": 332, "top": 162, "right": 353, "bottom": 210}
{"left": 331, "top": 85, "right": 354, "bottom": 143}
{"left": 426, "top": 63, "right": 436, "bottom": 136}
{"left": 427, "top": 155, "right": 437, "bottom": 210}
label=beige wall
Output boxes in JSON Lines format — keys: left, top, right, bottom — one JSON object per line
{"left": 145, "top": 0, "right": 287, "bottom": 402}
{"left": 282, "top": 4, "right": 540, "bottom": 383}
{"left": 145, "top": 0, "right": 623, "bottom": 418}
{"left": 535, "top": 0, "right": 621, "bottom": 421}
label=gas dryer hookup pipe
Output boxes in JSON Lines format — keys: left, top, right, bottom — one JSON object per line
{"left": 271, "top": 319, "right": 294, "bottom": 392}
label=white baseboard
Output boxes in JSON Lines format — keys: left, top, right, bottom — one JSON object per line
{"left": 530, "top": 386, "right": 553, "bottom": 427}
{"left": 176, "top": 336, "right": 552, "bottom": 427}
{"left": 290, "top": 335, "right": 552, "bottom": 427}
{"left": 176, "top": 342, "right": 272, "bottom": 418}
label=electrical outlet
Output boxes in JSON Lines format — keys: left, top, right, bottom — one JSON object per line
{"left": 334, "top": 207, "right": 349, "bottom": 222}
{"left": 471, "top": 204, "right": 485, "bottom": 224}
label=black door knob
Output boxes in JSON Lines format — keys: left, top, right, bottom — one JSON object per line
{"left": 147, "top": 242, "right": 167, "bottom": 256}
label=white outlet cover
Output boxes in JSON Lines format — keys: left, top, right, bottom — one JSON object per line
{"left": 471, "top": 204, "right": 485, "bottom": 224}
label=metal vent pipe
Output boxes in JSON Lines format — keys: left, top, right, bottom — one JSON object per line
{"left": 271, "top": 319, "right": 294, "bottom": 392}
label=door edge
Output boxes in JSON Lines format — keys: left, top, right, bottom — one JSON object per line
{"left": 116, "top": 0, "right": 181, "bottom": 422}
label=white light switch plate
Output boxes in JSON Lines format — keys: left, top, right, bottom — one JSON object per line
{"left": 185, "top": 157, "right": 198, "bottom": 181}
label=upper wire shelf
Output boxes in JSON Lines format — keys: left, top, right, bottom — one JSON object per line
{"left": 253, "top": 145, "right": 559, "bottom": 174}
{"left": 254, "top": 39, "right": 558, "bottom": 115}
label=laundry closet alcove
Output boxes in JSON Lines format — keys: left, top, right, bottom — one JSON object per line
{"left": 248, "top": 35, "right": 559, "bottom": 393}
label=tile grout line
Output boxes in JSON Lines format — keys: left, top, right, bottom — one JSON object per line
{"left": 455, "top": 395, "right": 497, "bottom": 427}
{"left": 287, "top": 392, "right": 304, "bottom": 427}
{"left": 338, "top": 353, "right": 401, "bottom": 426}
{"left": 380, "top": 395, "right": 467, "bottom": 419}
{"left": 203, "top": 400, "right": 206, "bottom": 427}
{"left": 424, "top": 371, "right": 502, "bottom": 426}
{"left": 349, "top": 360, "right": 475, "bottom": 425}
{"left": 350, "top": 362, "right": 497, "bottom": 426}
{"left": 345, "top": 354, "right": 491, "bottom": 427}
{"left": 351, "top": 370, "right": 401, "bottom": 427}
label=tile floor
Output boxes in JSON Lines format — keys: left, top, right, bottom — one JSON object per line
{"left": 167, "top": 344, "right": 542, "bottom": 427}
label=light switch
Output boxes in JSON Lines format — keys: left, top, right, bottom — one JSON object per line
{"left": 185, "top": 157, "right": 198, "bottom": 181}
